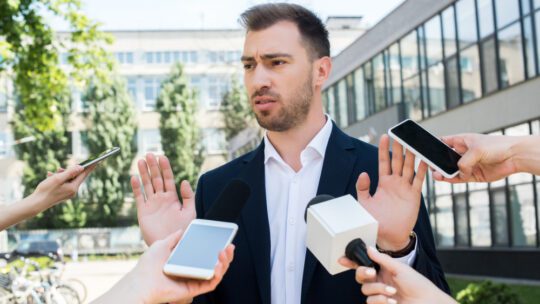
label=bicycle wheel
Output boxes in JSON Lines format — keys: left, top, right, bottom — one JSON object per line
{"left": 46, "top": 285, "right": 80, "bottom": 304}
{"left": 63, "top": 279, "right": 86, "bottom": 303}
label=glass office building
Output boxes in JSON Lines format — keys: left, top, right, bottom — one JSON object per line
{"left": 324, "top": 0, "right": 540, "bottom": 280}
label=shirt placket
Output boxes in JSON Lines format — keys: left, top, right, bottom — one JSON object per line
{"left": 285, "top": 172, "right": 300, "bottom": 304}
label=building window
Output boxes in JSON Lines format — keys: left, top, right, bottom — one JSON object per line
{"left": 498, "top": 23, "right": 525, "bottom": 88}
{"left": 456, "top": 0, "right": 478, "bottom": 50}
{"left": 495, "top": 0, "right": 521, "bottom": 30}
{"left": 327, "top": 86, "right": 336, "bottom": 121}
{"left": 445, "top": 55, "right": 461, "bottom": 109}
{"left": 428, "top": 62, "right": 446, "bottom": 115}
{"left": 0, "top": 132, "right": 12, "bottom": 157}
{"left": 204, "top": 128, "right": 226, "bottom": 154}
{"left": 346, "top": 74, "right": 356, "bottom": 125}
{"left": 403, "top": 75, "right": 422, "bottom": 121}
{"left": 115, "top": 52, "right": 134, "bottom": 64}
{"left": 73, "top": 131, "right": 89, "bottom": 158}
{"left": 388, "top": 42, "right": 402, "bottom": 104}
{"left": 353, "top": 68, "right": 367, "bottom": 120}
{"left": 480, "top": 36, "right": 499, "bottom": 94}
{"left": 0, "top": 90, "right": 7, "bottom": 112}
{"left": 144, "top": 77, "right": 162, "bottom": 110}
{"left": 442, "top": 5, "right": 458, "bottom": 57}
{"left": 460, "top": 45, "right": 482, "bottom": 103}
{"left": 336, "top": 79, "right": 348, "bottom": 127}
{"left": 139, "top": 129, "right": 162, "bottom": 154}
{"left": 454, "top": 184, "right": 470, "bottom": 246}
{"left": 469, "top": 185, "right": 492, "bottom": 246}
{"left": 373, "top": 53, "right": 386, "bottom": 112}
{"left": 478, "top": 0, "right": 495, "bottom": 39}
{"left": 207, "top": 76, "right": 229, "bottom": 110}
{"left": 523, "top": 16, "right": 537, "bottom": 78}
{"left": 434, "top": 180, "right": 454, "bottom": 247}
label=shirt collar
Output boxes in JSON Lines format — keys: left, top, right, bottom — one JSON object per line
{"left": 263, "top": 114, "right": 333, "bottom": 165}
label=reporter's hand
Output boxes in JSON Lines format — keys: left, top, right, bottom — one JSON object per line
{"left": 133, "top": 229, "right": 234, "bottom": 303}
{"left": 356, "top": 135, "right": 428, "bottom": 251}
{"left": 132, "top": 154, "right": 196, "bottom": 246}
{"left": 339, "top": 247, "right": 456, "bottom": 304}
{"left": 32, "top": 164, "right": 93, "bottom": 208}
{"left": 432, "top": 134, "right": 518, "bottom": 183}
{"left": 93, "top": 230, "right": 235, "bottom": 304}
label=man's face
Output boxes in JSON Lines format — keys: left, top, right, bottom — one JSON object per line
{"left": 242, "top": 21, "right": 315, "bottom": 132}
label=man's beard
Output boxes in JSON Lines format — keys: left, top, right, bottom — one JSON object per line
{"left": 252, "top": 74, "right": 314, "bottom": 132}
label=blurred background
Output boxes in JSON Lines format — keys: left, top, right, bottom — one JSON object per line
{"left": 1, "top": 0, "right": 540, "bottom": 303}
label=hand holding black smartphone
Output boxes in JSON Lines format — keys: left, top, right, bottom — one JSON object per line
{"left": 388, "top": 120, "right": 461, "bottom": 179}
{"left": 79, "top": 147, "right": 121, "bottom": 169}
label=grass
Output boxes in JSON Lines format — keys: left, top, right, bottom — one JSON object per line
{"left": 447, "top": 277, "right": 540, "bottom": 304}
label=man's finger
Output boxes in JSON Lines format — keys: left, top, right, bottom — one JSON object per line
{"left": 180, "top": 180, "right": 195, "bottom": 210}
{"left": 159, "top": 156, "right": 177, "bottom": 193}
{"left": 138, "top": 159, "right": 155, "bottom": 196}
{"left": 131, "top": 175, "right": 146, "bottom": 209}
{"left": 378, "top": 135, "right": 391, "bottom": 177}
{"left": 355, "top": 266, "right": 377, "bottom": 284}
{"left": 457, "top": 147, "right": 482, "bottom": 180}
{"left": 412, "top": 161, "right": 428, "bottom": 192}
{"left": 338, "top": 257, "right": 358, "bottom": 269}
{"left": 56, "top": 165, "right": 84, "bottom": 183}
{"left": 361, "top": 282, "right": 397, "bottom": 297}
{"left": 366, "top": 294, "right": 393, "bottom": 304}
{"left": 390, "top": 139, "right": 404, "bottom": 176}
{"left": 146, "top": 153, "right": 164, "bottom": 193}
{"left": 355, "top": 172, "right": 372, "bottom": 203}
{"left": 402, "top": 150, "right": 416, "bottom": 183}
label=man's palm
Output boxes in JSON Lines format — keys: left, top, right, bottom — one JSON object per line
{"left": 356, "top": 136, "right": 427, "bottom": 251}
{"left": 132, "top": 154, "right": 196, "bottom": 245}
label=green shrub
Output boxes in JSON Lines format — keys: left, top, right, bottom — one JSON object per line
{"left": 457, "top": 281, "right": 523, "bottom": 304}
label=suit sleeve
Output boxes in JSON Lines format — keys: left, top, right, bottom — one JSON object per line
{"left": 412, "top": 196, "right": 451, "bottom": 294}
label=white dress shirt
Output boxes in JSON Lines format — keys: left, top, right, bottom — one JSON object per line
{"left": 264, "top": 116, "right": 417, "bottom": 304}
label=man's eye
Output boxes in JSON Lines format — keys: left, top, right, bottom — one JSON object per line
{"left": 243, "top": 63, "right": 253, "bottom": 70}
{"left": 272, "top": 60, "right": 286, "bottom": 66}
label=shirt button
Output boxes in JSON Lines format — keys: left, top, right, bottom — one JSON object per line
{"left": 288, "top": 263, "right": 295, "bottom": 272}
{"left": 289, "top": 217, "right": 295, "bottom": 225}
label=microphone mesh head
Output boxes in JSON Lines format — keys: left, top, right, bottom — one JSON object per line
{"left": 304, "top": 194, "right": 335, "bottom": 222}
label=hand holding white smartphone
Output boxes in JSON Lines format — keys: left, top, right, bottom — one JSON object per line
{"left": 388, "top": 119, "right": 462, "bottom": 179}
{"left": 163, "top": 219, "right": 238, "bottom": 280}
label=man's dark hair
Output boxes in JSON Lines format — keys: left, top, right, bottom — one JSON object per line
{"left": 239, "top": 3, "right": 330, "bottom": 60}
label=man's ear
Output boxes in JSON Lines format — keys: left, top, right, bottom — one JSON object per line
{"left": 313, "top": 56, "right": 332, "bottom": 88}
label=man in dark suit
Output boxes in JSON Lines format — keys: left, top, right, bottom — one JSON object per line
{"left": 132, "top": 3, "right": 450, "bottom": 304}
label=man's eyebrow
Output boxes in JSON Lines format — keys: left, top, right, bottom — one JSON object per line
{"left": 241, "top": 53, "right": 293, "bottom": 61}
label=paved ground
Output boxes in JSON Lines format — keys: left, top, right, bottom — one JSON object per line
{"left": 62, "top": 259, "right": 137, "bottom": 303}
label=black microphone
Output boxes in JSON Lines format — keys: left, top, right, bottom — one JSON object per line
{"left": 204, "top": 179, "right": 251, "bottom": 222}
{"left": 305, "top": 194, "right": 378, "bottom": 270}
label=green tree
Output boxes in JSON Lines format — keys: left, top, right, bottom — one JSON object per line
{"left": 156, "top": 63, "right": 204, "bottom": 188}
{"left": 82, "top": 77, "right": 137, "bottom": 227}
{"left": 219, "top": 78, "right": 253, "bottom": 140}
{"left": 1, "top": 0, "right": 116, "bottom": 228}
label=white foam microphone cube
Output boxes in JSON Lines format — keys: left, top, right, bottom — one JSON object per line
{"left": 306, "top": 194, "right": 378, "bottom": 275}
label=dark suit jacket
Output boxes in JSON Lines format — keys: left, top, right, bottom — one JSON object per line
{"left": 194, "top": 123, "right": 450, "bottom": 304}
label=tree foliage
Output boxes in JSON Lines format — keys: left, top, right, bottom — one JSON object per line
{"left": 219, "top": 77, "right": 253, "bottom": 141}
{"left": 156, "top": 63, "right": 204, "bottom": 188}
{"left": 82, "top": 77, "right": 137, "bottom": 227}
{"left": 1, "top": 0, "right": 126, "bottom": 228}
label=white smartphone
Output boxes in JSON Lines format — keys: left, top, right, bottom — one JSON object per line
{"left": 163, "top": 219, "right": 238, "bottom": 280}
{"left": 78, "top": 147, "right": 120, "bottom": 169}
{"left": 388, "top": 119, "right": 462, "bottom": 179}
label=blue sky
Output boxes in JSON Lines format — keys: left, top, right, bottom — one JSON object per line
{"left": 51, "top": 0, "right": 404, "bottom": 30}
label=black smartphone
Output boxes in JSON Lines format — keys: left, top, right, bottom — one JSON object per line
{"left": 79, "top": 147, "right": 121, "bottom": 169}
{"left": 388, "top": 119, "right": 461, "bottom": 178}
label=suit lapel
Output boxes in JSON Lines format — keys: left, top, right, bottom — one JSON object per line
{"left": 301, "top": 124, "right": 358, "bottom": 303}
{"left": 239, "top": 143, "right": 271, "bottom": 304}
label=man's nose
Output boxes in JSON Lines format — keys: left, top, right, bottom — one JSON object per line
{"left": 251, "top": 65, "right": 271, "bottom": 90}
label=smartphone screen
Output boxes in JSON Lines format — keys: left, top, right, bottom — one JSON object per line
{"left": 167, "top": 223, "right": 236, "bottom": 270}
{"left": 79, "top": 147, "right": 120, "bottom": 168}
{"left": 389, "top": 120, "right": 461, "bottom": 176}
